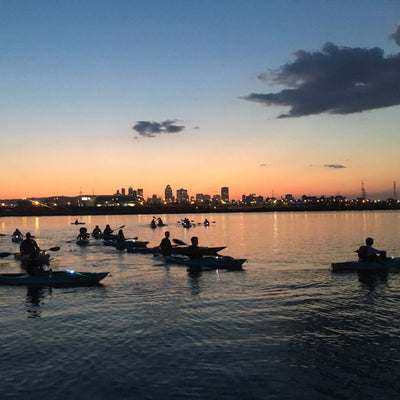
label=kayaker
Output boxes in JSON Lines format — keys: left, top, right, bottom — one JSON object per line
{"left": 77, "top": 227, "right": 89, "bottom": 240}
{"left": 103, "top": 224, "right": 113, "bottom": 236}
{"left": 13, "top": 228, "right": 23, "bottom": 237}
{"left": 187, "top": 236, "right": 203, "bottom": 259}
{"left": 356, "top": 237, "right": 387, "bottom": 261}
{"left": 116, "top": 229, "right": 126, "bottom": 242}
{"left": 20, "top": 232, "right": 41, "bottom": 257}
{"left": 159, "top": 231, "right": 172, "bottom": 255}
{"left": 92, "top": 225, "right": 101, "bottom": 235}
{"left": 157, "top": 217, "right": 164, "bottom": 226}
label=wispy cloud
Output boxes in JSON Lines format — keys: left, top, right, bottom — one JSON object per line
{"left": 324, "top": 164, "right": 346, "bottom": 169}
{"left": 132, "top": 120, "right": 185, "bottom": 138}
{"left": 243, "top": 24, "right": 400, "bottom": 118}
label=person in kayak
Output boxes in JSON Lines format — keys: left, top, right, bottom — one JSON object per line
{"left": 13, "top": 228, "right": 23, "bottom": 237}
{"left": 92, "top": 225, "right": 101, "bottom": 235}
{"left": 77, "top": 227, "right": 89, "bottom": 241}
{"left": 116, "top": 229, "right": 126, "bottom": 242}
{"left": 159, "top": 231, "right": 172, "bottom": 255}
{"left": 103, "top": 224, "right": 114, "bottom": 236}
{"left": 187, "top": 236, "right": 203, "bottom": 259}
{"left": 356, "top": 237, "right": 387, "bottom": 261}
{"left": 20, "top": 232, "right": 41, "bottom": 257}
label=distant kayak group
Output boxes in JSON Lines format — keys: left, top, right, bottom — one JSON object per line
{"left": 0, "top": 219, "right": 246, "bottom": 287}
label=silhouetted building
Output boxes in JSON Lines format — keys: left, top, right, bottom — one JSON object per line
{"left": 165, "top": 185, "right": 174, "bottom": 203}
{"left": 176, "top": 188, "right": 189, "bottom": 204}
{"left": 221, "top": 187, "right": 229, "bottom": 203}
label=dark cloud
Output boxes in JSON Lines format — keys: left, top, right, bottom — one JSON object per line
{"left": 132, "top": 120, "right": 185, "bottom": 138}
{"left": 390, "top": 24, "right": 400, "bottom": 45}
{"left": 243, "top": 41, "right": 400, "bottom": 118}
{"left": 325, "top": 164, "right": 346, "bottom": 169}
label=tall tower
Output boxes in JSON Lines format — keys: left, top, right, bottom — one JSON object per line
{"left": 221, "top": 187, "right": 229, "bottom": 203}
{"left": 393, "top": 180, "right": 397, "bottom": 200}
{"left": 165, "top": 185, "right": 174, "bottom": 203}
{"left": 361, "top": 180, "right": 366, "bottom": 200}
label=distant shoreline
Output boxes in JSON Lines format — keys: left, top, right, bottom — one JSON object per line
{"left": 1, "top": 204, "right": 399, "bottom": 217}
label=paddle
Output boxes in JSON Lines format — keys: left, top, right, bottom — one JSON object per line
{"left": 0, "top": 247, "right": 60, "bottom": 258}
{"left": 173, "top": 239, "right": 187, "bottom": 246}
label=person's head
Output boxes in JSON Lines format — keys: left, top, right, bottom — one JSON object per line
{"left": 80, "top": 227, "right": 85, "bottom": 234}
{"left": 191, "top": 236, "right": 198, "bottom": 246}
{"left": 26, "top": 232, "right": 31, "bottom": 239}
{"left": 118, "top": 229, "right": 123, "bottom": 234}
{"left": 366, "top": 237, "right": 374, "bottom": 246}
{"left": 165, "top": 231, "right": 170, "bottom": 238}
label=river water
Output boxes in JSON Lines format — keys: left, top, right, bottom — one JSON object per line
{"left": 1, "top": 211, "right": 400, "bottom": 399}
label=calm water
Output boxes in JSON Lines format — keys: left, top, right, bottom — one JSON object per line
{"left": 1, "top": 211, "right": 400, "bottom": 399}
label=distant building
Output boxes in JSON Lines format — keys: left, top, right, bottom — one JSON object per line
{"left": 121, "top": 188, "right": 126, "bottom": 196}
{"left": 176, "top": 188, "right": 189, "bottom": 204}
{"left": 165, "top": 185, "right": 174, "bottom": 203}
{"left": 221, "top": 187, "right": 229, "bottom": 203}
{"left": 128, "top": 186, "right": 134, "bottom": 196}
{"left": 137, "top": 188, "right": 143, "bottom": 199}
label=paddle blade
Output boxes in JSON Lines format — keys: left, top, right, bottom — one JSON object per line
{"left": 173, "top": 239, "right": 187, "bottom": 246}
{"left": 48, "top": 246, "right": 61, "bottom": 251}
{"left": 0, "top": 252, "right": 12, "bottom": 258}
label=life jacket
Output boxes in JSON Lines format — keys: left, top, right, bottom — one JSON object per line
{"left": 356, "top": 245, "right": 368, "bottom": 259}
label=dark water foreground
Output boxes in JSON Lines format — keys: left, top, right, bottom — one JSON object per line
{"left": 1, "top": 266, "right": 399, "bottom": 400}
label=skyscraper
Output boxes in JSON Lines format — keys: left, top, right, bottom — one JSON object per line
{"left": 176, "top": 188, "right": 189, "bottom": 204}
{"left": 221, "top": 187, "right": 229, "bottom": 203}
{"left": 165, "top": 185, "right": 174, "bottom": 203}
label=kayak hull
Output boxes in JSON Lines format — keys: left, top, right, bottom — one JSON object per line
{"left": 104, "top": 240, "right": 149, "bottom": 249}
{"left": 14, "top": 253, "right": 51, "bottom": 264}
{"left": 165, "top": 256, "right": 247, "bottom": 270}
{"left": 331, "top": 257, "right": 400, "bottom": 272}
{"left": 11, "top": 235, "right": 23, "bottom": 243}
{"left": 127, "top": 246, "right": 227, "bottom": 256}
{"left": 0, "top": 271, "right": 108, "bottom": 287}
{"left": 76, "top": 238, "right": 90, "bottom": 246}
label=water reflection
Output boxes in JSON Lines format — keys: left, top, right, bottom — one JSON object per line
{"left": 26, "top": 286, "right": 52, "bottom": 319}
{"left": 357, "top": 270, "right": 388, "bottom": 290}
{"left": 187, "top": 269, "right": 202, "bottom": 295}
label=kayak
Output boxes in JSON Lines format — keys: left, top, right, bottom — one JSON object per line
{"left": 11, "top": 235, "right": 24, "bottom": 243}
{"left": 0, "top": 271, "right": 108, "bottom": 287}
{"left": 14, "top": 252, "right": 51, "bottom": 264}
{"left": 165, "top": 256, "right": 247, "bottom": 270}
{"left": 71, "top": 222, "right": 85, "bottom": 225}
{"left": 127, "top": 245, "right": 227, "bottom": 256}
{"left": 76, "top": 238, "right": 90, "bottom": 246}
{"left": 91, "top": 232, "right": 103, "bottom": 239}
{"left": 331, "top": 257, "right": 400, "bottom": 272}
{"left": 103, "top": 240, "right": 149, "bottom": 249}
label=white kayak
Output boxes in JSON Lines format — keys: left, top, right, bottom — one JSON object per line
{"left": 165, "top": 256, "right": 247, "bottom": 270}
{"left": 331, "top": 257, "right": 400, "bottom": 272}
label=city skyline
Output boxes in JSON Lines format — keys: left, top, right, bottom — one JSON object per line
{"left": 1, "top": 2, "right": 400, "bottom": 201}
{"left": 2, "top": 179, "right": 398, "bottom": 203}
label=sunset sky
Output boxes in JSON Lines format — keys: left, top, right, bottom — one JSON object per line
{"left": 1, "top": 1, "right": 400, "bottom": 200}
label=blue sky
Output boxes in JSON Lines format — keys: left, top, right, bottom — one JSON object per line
{"left": 1, "top": 1, "right": 400, "bottom": 200}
